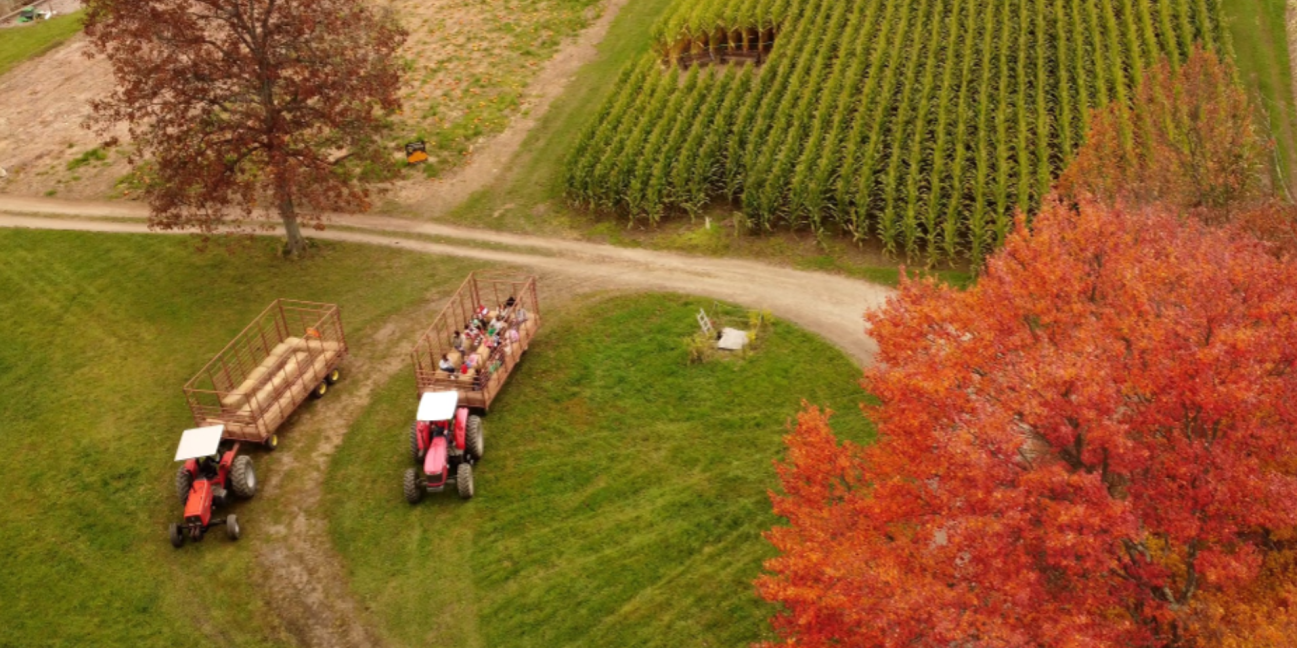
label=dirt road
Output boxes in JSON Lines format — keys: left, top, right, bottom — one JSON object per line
{"left": 0, "top": 198, "right": 891, "bottom": 365}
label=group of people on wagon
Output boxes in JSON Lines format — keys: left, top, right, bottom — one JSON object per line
{"left": 436, "top": 296, "right": 529, "bottom": 386}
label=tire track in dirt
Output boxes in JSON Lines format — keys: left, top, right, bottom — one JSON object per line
{"left": 251, "top": 307, "right": 436, "bottom": 648}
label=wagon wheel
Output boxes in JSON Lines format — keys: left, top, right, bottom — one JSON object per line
{"left": 326, "top": 368, "right": 341, "bottom": 385}
{"left": 311, "top": 381, "right": 329, "bottom": 400}
{"left": 265, "top": 434, "right": 279, "bottom": 451}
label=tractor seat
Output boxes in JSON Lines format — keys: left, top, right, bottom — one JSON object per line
{"left": 200, "top": 456, "right": 220, "bottom": 478}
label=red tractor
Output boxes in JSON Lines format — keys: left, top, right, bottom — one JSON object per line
{"left": 404, "top": 391, "right": 484, "bottom": 502}
{"left": 170, "top": 425, "right": 256, "bottom": 548}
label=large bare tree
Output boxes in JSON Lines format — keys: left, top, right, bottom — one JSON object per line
{"left": 84, "top": 0, "right": 406, "bottom": 256}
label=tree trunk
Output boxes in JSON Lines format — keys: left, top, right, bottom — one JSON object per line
{"left": 279, "top": 193, "right": 306, "bottom": 257}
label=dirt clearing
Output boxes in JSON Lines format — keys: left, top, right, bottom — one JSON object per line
{"left": 0, "top": 0, "right": 608, "bottom": 202}
{"left": 0, "top": 34, "right": 126, "bottom": 199}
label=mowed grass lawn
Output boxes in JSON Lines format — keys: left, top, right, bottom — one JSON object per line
{"left": 0, "top": 229, "right": 482, "bottom": 646}
{"left": 326, "top": 293, "right": 874, "bottom": 647}
{"left": 0, "top": 12, "right": 83, "bottom": 77}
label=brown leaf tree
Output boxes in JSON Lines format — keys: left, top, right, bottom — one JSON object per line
{"left": 84, "top": 0, "right": 407, "bottom": 256}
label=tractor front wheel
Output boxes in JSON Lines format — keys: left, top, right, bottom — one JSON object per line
{"left": 466, "top": 415, "right": 485, "bottom": 460}
{"left": 409, "top": 422, "right": 423, "bottom": 464}
{"left": 175, "top": 465, "right": 193, "bottom": 504}
{"left": 169, "top": 523, "right": 185, "bottom": 549}
{"left": 226, "top": 515, "right": 241, "bottom": 541}
{"left": 326, "top": 368, "right": 341, "bottom": 385}
{"left": 403, "top": 468, "right": 424, "bottom": 504}
{"left": 231, "top": 456, "right": 257, "bottom": 498}
{"left": 456, "top": 463, "right": 475, "bottom": 500}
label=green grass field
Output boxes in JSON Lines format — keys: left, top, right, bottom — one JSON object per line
{"left": 0, "top": 230, "right": 483, "bottom": 646}
{"left": 1221, "top": 0, "right": 1297, "bottom": 195}
{"left": 326, "top": 293, "right": 874, "bottom": 647}
{"left": 0, "top": 11, "right": 82, "bottom": 77}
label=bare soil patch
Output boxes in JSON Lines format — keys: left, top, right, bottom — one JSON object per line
{"left": 381, "top": 0, "right": 603, "bottom": 176}
{"left": 0, "top": 34, "right": 127, "bottom": 199}
{"left": 0, "top": 0, "right": 605, "bottom": 203}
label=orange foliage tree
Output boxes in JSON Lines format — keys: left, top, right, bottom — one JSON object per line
{"left": 758, "top": 199, "right": 1297, "bottom": 647}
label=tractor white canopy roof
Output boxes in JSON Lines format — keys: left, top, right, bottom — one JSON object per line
{"left": 417, "top": 391, "right": 459, "bottom": 422}
{"left": 174, "top": 425, "right": 225, "bottom": 462}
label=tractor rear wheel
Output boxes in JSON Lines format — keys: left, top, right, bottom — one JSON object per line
{"left": 403, "top": 468, "right": 424, "bottom": 504}
{"left": 326, "top": 368, "right": 341, "bottom": 385}
{"left": 169, "top": 523, "right": 185, "bottom": 549}
{"left": 231, "top": 456, "right": 257, "bottom": 498}
{"left": 466, "top": 415, "right": 484, "bottom": 460}
{"left": 226, "top": 515, "right": 241, "bottom": 540}
{"left": 456, "top": 463, "right": 475, "bottom": 500}
{"left": 409, "top": 422, "right": 422, "bottom": 463}
{"left": 175, "top": 465, "right": 193, "bottom": 504}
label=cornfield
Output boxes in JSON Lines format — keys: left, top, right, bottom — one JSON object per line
{"left": 564, "top": 0, "right": 1230, "bottom": 263}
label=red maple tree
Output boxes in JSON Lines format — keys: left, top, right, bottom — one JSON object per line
{"left": 758, "top": 198, "right": 1297, "bottom": 647}
{"left": 84, "top": 0, "right": 406, "bottom": 256}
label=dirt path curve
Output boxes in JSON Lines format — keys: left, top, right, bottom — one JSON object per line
{"left": 0, "top": 201, "right": 893, "bottom": 364}
{"left": 254, "top": 306, "right": 439, "bottom": 648}
{"left": 391, "top": 0, "right": 631, "bottom": 214}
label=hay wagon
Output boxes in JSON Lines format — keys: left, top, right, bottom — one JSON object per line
{"left": 411, "top": 273, "right": 540, "bottom": 412}
{"left": 184, "top": 300, "right": 349, "bottom": 449}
